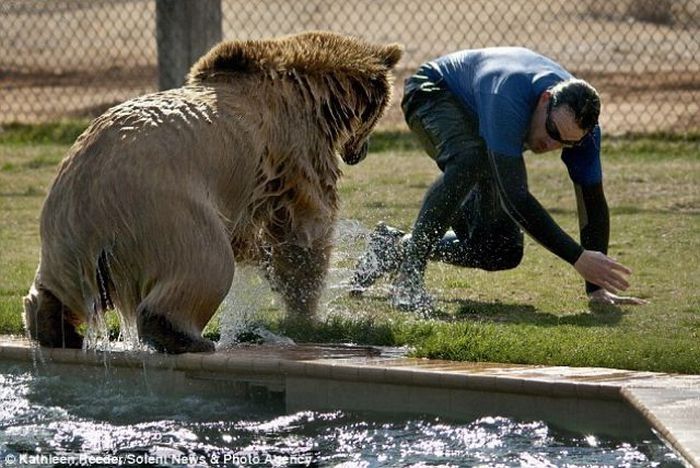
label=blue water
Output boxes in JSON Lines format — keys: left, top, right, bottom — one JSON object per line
{"left": 0, "top": 361, "right": 682, "bottom": 467}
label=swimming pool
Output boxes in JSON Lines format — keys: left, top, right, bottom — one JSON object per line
{"left": 0, "top": 361, "right": 682, "bottom": 467}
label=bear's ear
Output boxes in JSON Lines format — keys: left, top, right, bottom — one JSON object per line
{"left": 379, "top": 44, "right": 403, "bottom": 69}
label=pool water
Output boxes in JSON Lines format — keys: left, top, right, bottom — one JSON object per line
{"left": 0, "top": 361, "right": 682, "bottom": 467}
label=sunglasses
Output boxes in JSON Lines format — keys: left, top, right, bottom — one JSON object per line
{"left": 545, "top": 105, "right": 587, "bottom": 148}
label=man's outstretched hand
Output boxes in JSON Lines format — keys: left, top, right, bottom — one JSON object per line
{"left": 574, "top": 250, "right": 633, "bottom": 293}
{"left": 588, "top": 288, "right": 649, "bottom": 305}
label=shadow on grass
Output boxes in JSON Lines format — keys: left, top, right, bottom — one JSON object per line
{"left": 343, "top": 292, "right": 624, "bottom": 329}
{"left": 440, "top": 298, "right": 624, "bottom": 327}
{"left": 548, "top": 206, "right": 699, "bottom": 217}
{"left": 274, "top": 312, "right": 401, "bottom": 346}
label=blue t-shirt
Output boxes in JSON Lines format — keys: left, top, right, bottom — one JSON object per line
{"left": 424, "top": 47, "right": 602, "bottom": 186}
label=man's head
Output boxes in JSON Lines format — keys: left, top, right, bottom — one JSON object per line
{"left": 526, "top": 78, "right": 600, "bottom": 154}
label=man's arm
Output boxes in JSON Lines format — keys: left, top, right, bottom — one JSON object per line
{"left": 574, "top": 183, "right": 609, "bottom": 294}
{"left": 487, "top": 150, "right": 635, "bottom": 293}
{"left": 575, "top": 182, "right": 648, "bottom": 304}
{"left": 487, "top": 150, "right": 583, "bottom": 264}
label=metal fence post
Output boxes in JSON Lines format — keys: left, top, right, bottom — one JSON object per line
{"left": 156, "top": 0, "right": 223, "bottom": 91}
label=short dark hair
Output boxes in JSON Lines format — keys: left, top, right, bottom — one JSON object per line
{"left": 549, "top": 79, "right": 600, "bottom": 132}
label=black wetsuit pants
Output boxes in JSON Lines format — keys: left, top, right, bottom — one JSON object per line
{"left": 401, "top": 69, "right": 524, "bottom": 273}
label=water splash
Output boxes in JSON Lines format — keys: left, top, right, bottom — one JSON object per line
{"left": 217, "top": 219, "right": 372, "bottom": 346}
{"left": 73, "top": 219, "right": 384, "bottom": 351}
{"left": 83, "top": 306, "right": 143, "bottom": 353}
{"left": 217, "top": 266, "right": 293, "bottom": 348}
{"left": 318, "top": 218, "right": 370, "bottom": 320}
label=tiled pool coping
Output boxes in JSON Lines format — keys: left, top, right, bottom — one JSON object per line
{"left": 1, "top": 337, "right": 698, "bottom": 466}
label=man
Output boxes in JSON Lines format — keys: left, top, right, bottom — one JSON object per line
{"left": 350, "top": 47, "right": 647, "bottom": 311}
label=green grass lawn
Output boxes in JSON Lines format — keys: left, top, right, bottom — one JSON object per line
{"left": 1, "top": 124, "right": 698, "bottom": 373}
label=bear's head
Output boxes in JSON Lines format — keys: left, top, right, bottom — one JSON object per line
{"left": 319, "top": 36, "right": 403, "bottom": 166}
{"left": 187, "top": 31, "right": 403, "bottom": 166}
{"left": 285, "top": 32, "right": 402, "bottom": 165}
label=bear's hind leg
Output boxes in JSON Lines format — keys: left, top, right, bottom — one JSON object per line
{"left": 137, "top": 309, "right": 215, "bottom": 354}
{"left": 23, "top": 285, "right": 84, "bottom": 349}
{"left": 133, "top": 207, "right": 235, "bottom": 354}
{"left": 135, "top": 259, "right": 234, "bottom": 354}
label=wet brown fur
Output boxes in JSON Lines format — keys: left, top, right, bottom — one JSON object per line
{"left": 24, "top": 31, "right": 402, "bottom": 353}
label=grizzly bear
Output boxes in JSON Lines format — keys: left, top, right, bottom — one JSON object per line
{"left": 23, "top": 31, "right": 402, "bottom": 353}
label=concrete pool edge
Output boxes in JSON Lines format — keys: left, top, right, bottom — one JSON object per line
{"left": 1, "top": 338, "right": 698, "bottom": 466}
{"left": 622, "top": 386, "right": 700, "bottom": 467}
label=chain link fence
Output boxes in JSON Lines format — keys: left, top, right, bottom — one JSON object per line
{"left": 2, "top": 0, "right": 699, "bottom": 134}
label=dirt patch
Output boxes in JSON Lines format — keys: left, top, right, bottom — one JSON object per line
{"left": 1, "top": 0, "right": 698, "bottom": 134}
